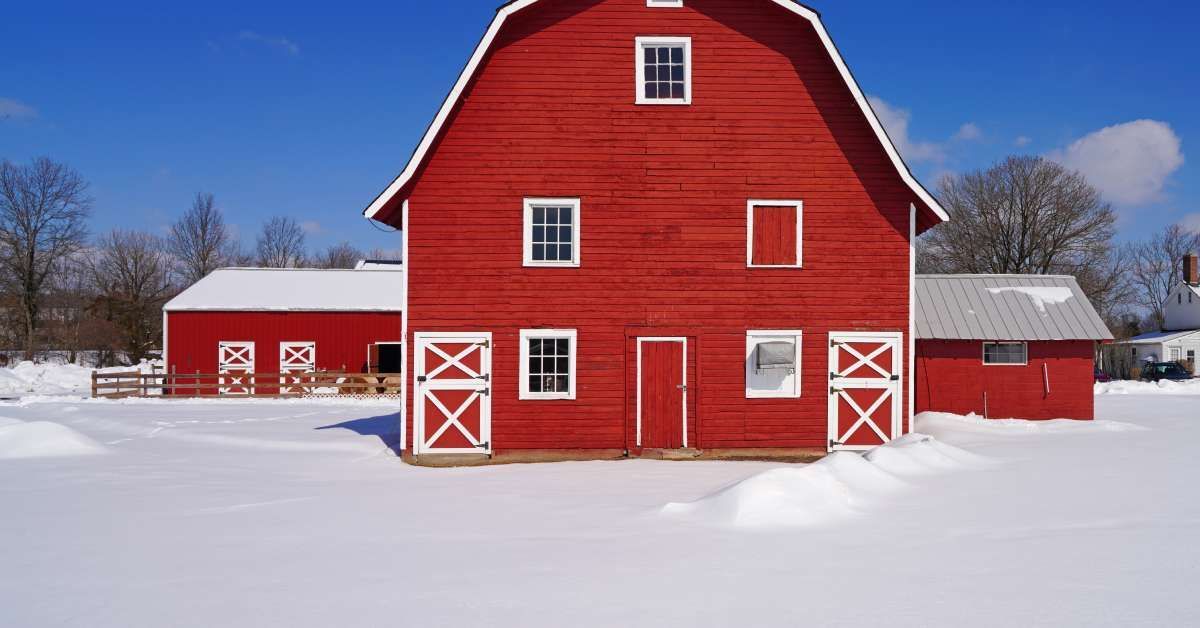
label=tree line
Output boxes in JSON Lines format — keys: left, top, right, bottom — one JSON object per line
{"left": 0, "top": 157, "right": 397, "bottom": 366}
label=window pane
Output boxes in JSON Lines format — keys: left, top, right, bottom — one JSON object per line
{"left": 645, "top": 83, "right": 657, "bottom": 99}
{"left": 545, "top": 226, "right": 558, "bottom": 244}
{"left": 671, "top": 65, "right": 684, "bottom": 81}
{"left": 559, "top": 245, "right": 572, "bottom": 261}
{"left": 543, "top": 339, "right": 558, "bottom": 355}
{"left": 528, "top": 357, "right": 540, "bottom": 375}
{"left": 545, "top": 206, "right": 558, "bottom": 223}
{"left": 559, "top": 226, "right": 572, "bottom": 243}
{"left": 556, "top": 357, "right": 569, "bottom": 373}
{"left": 670, "top": 46, "right": 683, "bottom": 63}
{"left": 529, "top": 339, "right": 542, "bottom": 356}
{"left": 556, "top": 338, "right": 569, "bottom": 354}
{"left": 529, "top": 376, "right": 542, "bottom": 393}
{"left": 560, "top": 207, "right": 572, "bottom": 223}
{"left": 532, "top": 244, "right": 545, "bottom": 261}
{"left": 671, "top": 83, "right": 684, "bottom": 99}
{"left": 533, "top": 207, "right": 544, "bottom": 223}
{"left": 645, "top": 65, "right": 657, "bottom": 81}
{"left": 532, "top": 226, "right": 545, "bottom": 242}
{"left": 555, "top": 376, "right": 570, "bottom": 393}
{"left": 645, "top": 47, "right": 657, "bottom": 63}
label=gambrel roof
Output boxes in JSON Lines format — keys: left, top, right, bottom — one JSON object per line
{"left": 363, "top": 0, "right": 950, "bottom": 228}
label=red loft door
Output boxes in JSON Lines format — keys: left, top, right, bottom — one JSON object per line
{"left": 640, "top": 340, "right": 686, "bottom": 449}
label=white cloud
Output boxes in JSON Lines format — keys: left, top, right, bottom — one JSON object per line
{"left": 1049, "top": 120, "right": 1184, "bottom": 206}
{"left": 953, "top": 123, "right": 982, "bottom": 142}
{"left": 867, "top": 96, "right": 945, "bottom": 164}
{"left": 1014, "top": 135, "right": 1033, "bottom": 148}
{"left": 238, "top": 30, "right": 300, "bottom": 56}
{"left": 0, "top": 97, "right": 38, "bottom": 121}
{"left": 1181, "top": 213, "right": 1200, "bottom": 234}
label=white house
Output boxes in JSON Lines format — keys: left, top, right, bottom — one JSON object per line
{"left": 1123, "top": 253, "right": 1200, "bottom": 374}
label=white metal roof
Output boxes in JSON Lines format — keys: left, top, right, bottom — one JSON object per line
{"left": 1119, "top": 330, "right": 1200, "bottom": 345}
{"left": 164, "top": 268, "right": 404, "bottom": 312}
{"left": 916, "top": 275, "right": 1113, "bottom": 341}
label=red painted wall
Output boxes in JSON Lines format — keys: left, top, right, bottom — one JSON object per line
{"left": 395, "top": 0, "right": 924, "bottom": 451}
{"left": 915, "top": 340, "right": 1096, "bottom": 421}
{"left": 166, "top": 311, "right": 403, "bottom": 378}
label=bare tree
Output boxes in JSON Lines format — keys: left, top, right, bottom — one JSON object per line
{"left": 920, "top": 156, "right": 1123, "bottom": 313}
{"left": 312, "top": 241, "right": 364, "bottom": 269}
{"left": 0, "top": 157, "right": 92, "bottom": 359}
{"left": 89, "top": 230, "right": 175, "bottom": 364}
{"left": 366, "top": 247, "right": 402, "bottom": 262}
{"left": 255, "top": 216, "right": 306, "bottom": 268}
{"left": 167, "top": 192, "right": 231, "bottom": 284}
{"left": 1126, "top": 224, "right": 1200, "bottom": 329}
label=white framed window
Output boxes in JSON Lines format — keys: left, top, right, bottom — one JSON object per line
{"left": 747, "top": 200, "right": 803, "bottom": 268}
{"left": 647, "top": 0, "right": 684, "bottom": 6}
{"left": 519, "top": 329, "right": 577, "bottom": 400}
{"left": 635, "top": 37, "right": 692, "bottom": 105}
{"left": 983, "top": 342, "right": 1028, "bottom": 366}
{"left": 523, "top": 198, "right": 580, "bottom": 267}
{"left": 746, "top": 330, "right": 802, "bottom": 398}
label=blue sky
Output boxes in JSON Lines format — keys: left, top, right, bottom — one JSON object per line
{"left": 2, "top": 0, "right": 1197, "bottom": 253}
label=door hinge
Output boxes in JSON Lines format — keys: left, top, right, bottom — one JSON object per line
{"left": 476, "top": 340, "right": 490, "bottom": 349}
{"left": 477, "top": 441, "right": 490, "bottom": 450}
{"left": 829, "top": 439, "right": 843, "bottom": 449}
{"left": 890, "top": 375, "right": 900, "bottom": 381}
{"left": 417, "top": 375, "right": 427, "bottom": 382}
{"left": 830, "top": 373, "right": 843, "bottom": 380}
{"left": 475, "top": 373, "right": 490, "bottom": 382}
{"left": 830, "top": 386, "right": 842, "bottom": 395}
{"left": 481, "top": 388, "right": 490, "bottom": 397}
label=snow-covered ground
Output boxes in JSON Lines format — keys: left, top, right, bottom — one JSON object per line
{"left": 1, "top": 393, "right": 1198, "bottom": 627}
{"left": 0, "top": 360, "right": 162, "bottom": 397}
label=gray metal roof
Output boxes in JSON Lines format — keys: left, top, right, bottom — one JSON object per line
{"left": 1119, "top": 329, "right": 1200, "bottom": 345}
{"left": 916, "top": 275, "right": 1114, "bottom": 341}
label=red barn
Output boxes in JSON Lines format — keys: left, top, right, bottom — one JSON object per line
{"left": 362, "top": 0, "right": 952, "bottom": 460}
{"left": 915, "top": 275, "right": 1113, "bottom": 421}
{"left": 163, "top": 267, "right": 405, "bottom": 393}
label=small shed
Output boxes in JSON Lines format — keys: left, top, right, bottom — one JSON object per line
{"left": 915, "top": 275, "right": 1113, "bottom": 420}
{"left": 163, "top": 267, "right": 404, "bottom": 392}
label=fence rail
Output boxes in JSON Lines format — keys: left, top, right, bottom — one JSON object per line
{"left": 92, "top": 371, "right": 404, "bottom": 399}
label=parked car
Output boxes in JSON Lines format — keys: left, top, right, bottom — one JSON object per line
{"left": 1140, "top": 362, "right": 1195, "bottom": 382}
{"left": 1094, "top": 367, "right": 1112, "bottom": 383}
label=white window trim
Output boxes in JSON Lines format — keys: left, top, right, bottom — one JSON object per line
{"left": 519, "top": 329, "right": 578, "bottom": 400}
{"left": 746, "top": 199, "right": 804, "bottom": 268}
{"left": 635, "top": 36, "right": 692, "bottom": 106}
{"left": 746, "top": 330, "right": 803, "bottom": 399}
{"left": 523, "top": 198, "right": 581, "bottom": 268}
{"left": 647, "top": 0, "right": 684, "bottom": 6}
{"left": 982, "top": 341, "right": 1028, "bottom": 366}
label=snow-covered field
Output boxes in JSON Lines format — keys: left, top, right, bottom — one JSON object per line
{"left": 1, "top": 392, "right": 1198, "bottom": 627}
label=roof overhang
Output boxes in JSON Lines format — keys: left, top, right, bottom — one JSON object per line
{"left": 363, "top": 0, "right": 950, "bottom": 228}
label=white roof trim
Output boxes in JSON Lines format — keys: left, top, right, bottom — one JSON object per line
{"left": 363, "top": 0, "right": 950, "bottom": 223}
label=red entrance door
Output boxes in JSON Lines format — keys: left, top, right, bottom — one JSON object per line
{"left": 639, "top": 339, "right": 687, "bottom": 449}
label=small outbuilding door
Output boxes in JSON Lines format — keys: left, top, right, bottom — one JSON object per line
{"left": 414, "top": 333, "right": 492, "bottom": 455}
{"left": 218, "top": 341, "right": 255, "bottom": 395}
{"left": 828, "top": 332, "right": 903, "bottom": 451}
{"left": 638, "top": 338, "right": 688, "bottom": 449}
{"left": 280, "top": 342, "right": 316, "bottom": 394}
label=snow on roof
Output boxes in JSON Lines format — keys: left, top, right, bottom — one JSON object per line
{"left": 163, "top": 268, "right": 403, "bottom": 312}
{"left": 354, "top": 259, "right": 403, "bottom": 271}
{"left": 1119, "top": 329, "right": 1200, "bottom": 345}
{"left": 916, "top": 275, "right": 1113, "bottom": 341}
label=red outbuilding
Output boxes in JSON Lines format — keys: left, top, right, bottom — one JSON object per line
{"left": 163, "top": 266, "right": 404, "bottom": 394}
{"left": 363, "top": 0, "right": 955, "bottom": 460}
{"left": 914, "top": 275, "right": 1113, "bottom": 421}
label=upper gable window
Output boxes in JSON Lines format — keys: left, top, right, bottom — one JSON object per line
{"left": 524, "top": 198, "right": 581, "bottom": 267}
{"left": 635, "top": 37, "right": 691, "bottom": 105}
{"left": 646, "top": 0, "right": 684, "bottom": 7}
{"left": 747, "top": 200, "right": 803, "bottom": 268}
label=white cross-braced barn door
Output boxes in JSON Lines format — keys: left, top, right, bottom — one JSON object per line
{"left": 414, "top": 333, "right": 492, "bottom": 455}
{"left": 280, "top": 342, "right": 316, "bottom": 394}
{"left": 218, "top": 341, "right": 255, "bottom": 395}
{"left": 828, "top": 332, "right": 903, "bottom": 451}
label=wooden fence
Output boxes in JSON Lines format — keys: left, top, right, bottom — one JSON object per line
{"left": 92, "top": 371, "right": 404, "bottom": 399}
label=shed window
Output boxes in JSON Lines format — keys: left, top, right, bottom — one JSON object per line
{"left": 746, "top": 331, "right": 802, "bottom": 398}
{"left": 519, "top": 329, "right": 577, "bottom": 399}
{"left": 646, "top": 0, "right": 683, "bottom": 6}
{"left": 747, "top": 200, "right": 803, "bottom": 268}
{"left": 523, "top": 198, "right": 580, "bottom": 267}
{"left": 983, "top": 342, "right": 1027, "bottom": 365}
{"left": 635, "top": 37, "right": 691, "bottom": 105}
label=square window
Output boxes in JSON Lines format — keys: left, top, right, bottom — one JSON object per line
{"left": 746, "top": 331, "right": 802, "bottom": 398}
{"left": 524, "top": 198, "right": 581, "bottom": 267}
{"left": 636, "top": 37, "right": 691, "bottom": 105}
{"left": 520, "top": 330, "right": 578, "bottom": 400}
{"left": 747, "top": 200, "right": 803, "bottom": 268}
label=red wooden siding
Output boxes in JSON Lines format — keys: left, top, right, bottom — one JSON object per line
{"left": 751, "top": 205, "right": 798, "bottom": 266}
{"left": 166, "top": 311, "right": 403, "bottom": 380}
{"left": 397, "top": 0, "right": 919, "bottom": 452}
{"left": 915, "top": 340, "right": 1096, "bottom": 421}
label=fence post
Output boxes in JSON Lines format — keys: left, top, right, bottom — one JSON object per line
{"left": 91, "top": 372, "right": 97, "bottom": 399}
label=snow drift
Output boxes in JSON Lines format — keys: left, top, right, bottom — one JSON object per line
{"left": 0, "top": 360, "right": 164, "bottom": 397}
{"left": 916, "top": 412, "right": 1145, "bottom": 437}
{"left": 0, "top": 419, "right": 108, "bottom": 460}
{"left": 662, "top": 434, "right": 983, "bottom": 528}
{"left": 1095, "top": 379, "right": 1200, "bottom": 395}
